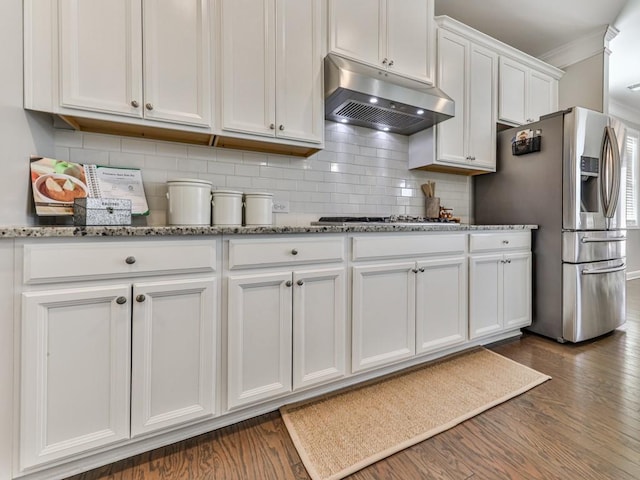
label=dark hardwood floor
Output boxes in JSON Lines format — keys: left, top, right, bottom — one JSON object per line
{"left": 68, "top": 281, "right": 640, "bottom": 480}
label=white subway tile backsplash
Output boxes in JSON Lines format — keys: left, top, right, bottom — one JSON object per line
{"left": 110, "top": 152, "right": 146, "bottom": 169}
{"left": 83, "top": 133, "right": 122, "bottom": 151}
{"left": 53, "top": 123, "right": 471, "bottom": 224}
{"left": 69, "top": 148, "right": 109, "bottom": 166}
{"left": 122, "top": 138, "right": 157, "bottom": 155}
{"left": 55, "top": 129, "right": 84, "bottom": 148}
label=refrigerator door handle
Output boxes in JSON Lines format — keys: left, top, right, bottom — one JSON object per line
{"left": 580, "top": 236, "right": 626, "bottom": 243}
{"left": 581, "top": 263, "right": 626, "bottom": 275}
{"left": 599, "top": 126, "right": 621, "bottom": 219}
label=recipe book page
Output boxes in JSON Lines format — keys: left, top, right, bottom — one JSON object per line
{"left": 30, "top": 156, "right": 149, "bottom": 216}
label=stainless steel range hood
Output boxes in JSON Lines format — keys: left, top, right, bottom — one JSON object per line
{"left": 324, "top": 53, "right": 454, "bottom": 135}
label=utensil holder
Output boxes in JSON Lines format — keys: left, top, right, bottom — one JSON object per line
{"left": 425, "top": 197, "right": 440, "bottom": 219}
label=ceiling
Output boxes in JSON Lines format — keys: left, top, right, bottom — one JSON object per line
{"left": 434, "top": 0, "right": 640, "bottom": 117}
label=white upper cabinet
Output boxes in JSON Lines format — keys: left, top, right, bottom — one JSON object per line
{"left": 219, "top": 0, "right": 323, "bottom": 144}
{"left": 328, "top": 0, "right": 435, "bottom": 84}
{"left": 59, "top": 0, "right": 143, "bottom": 118}
{"left": 32, "top": 0, "right": 212, "bottom": 128}
{"left": 436, "top": 27, "right": 497, "bottom": 172}
{"left": 499, "top": 56, "right": 559, "bottom": 126}
{"left": 142, "top": 0, "right": 212, "bottom": 126}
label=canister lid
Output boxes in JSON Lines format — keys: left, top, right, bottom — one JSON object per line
{"left": 212, "top": 189, "right": 243, "bottom": 196}
{"left": 167, "top": 178, "right": 213, "bottom": 186}
{"left": 244, "top": 192, "right": 273, "bottom": 198}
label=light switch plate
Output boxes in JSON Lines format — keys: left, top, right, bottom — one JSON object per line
{"left": 272, "top": 200, "right": 290, "bottom": 213}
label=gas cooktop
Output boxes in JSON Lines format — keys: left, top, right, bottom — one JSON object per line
{"left": 311, "top": 215, "right": 460, "bottom": 226}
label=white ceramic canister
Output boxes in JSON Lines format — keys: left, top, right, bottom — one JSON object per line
{"left": 212, "top": 190, "right": 243, "bottom": 226}
{"left": 166, "top": 178, "right": 212, "bottom": 225}
{"left": 244, "top": 192, "right": 273, "bottom": 226}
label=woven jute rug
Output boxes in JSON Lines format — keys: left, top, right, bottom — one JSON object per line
{"left": 280, "top": 347, "right": 550, "bottom": 480}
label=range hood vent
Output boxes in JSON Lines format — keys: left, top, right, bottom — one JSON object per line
{"left": 324, "top": 54, "right": 455, "bottom": 135}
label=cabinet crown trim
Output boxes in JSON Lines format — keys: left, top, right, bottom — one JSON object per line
{"left": 435, "top": 15, "right": 564, "bottom": 79}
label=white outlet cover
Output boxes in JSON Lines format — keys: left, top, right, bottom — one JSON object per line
{"left": 272, "top": 200, "right": 290, "bottom": 213}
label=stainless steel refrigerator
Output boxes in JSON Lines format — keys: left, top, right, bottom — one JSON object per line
{"left": 474, "top": 107, "right": 626, "bottom": 343}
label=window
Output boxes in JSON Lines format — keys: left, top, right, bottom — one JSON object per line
{"left": 623, "top": 127, "right": 639, "bottom": 228}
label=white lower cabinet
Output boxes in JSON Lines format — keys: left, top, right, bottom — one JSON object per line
{"left": 416, "top": 256, "right": 468, "bottom": 354}
{"left": 225, "top": 236, "right": 346, "bottom": 410}
{"left": 227, "top": 267, "right": 346, "bottom": 409}
{"left": 351, "top": 234, "right": 468, "bottom": 373}
{"left": 469, "top": 233, "right": 532, "bottom": 339}
{"left": 352, "top": 261, "right": 417, "bottom": 372}
{"left": 130, "top": 278, "right": 216, "bottom": 437}
{"left": 20, "top": 285, "right": 132, "bottom": 469}
{"left": 19, "top": 239, "right": 218, "bottom": 470}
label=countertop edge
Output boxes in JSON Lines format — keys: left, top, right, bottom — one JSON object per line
{"left": 0, "top": 224, "right": 539, "bottom": 238}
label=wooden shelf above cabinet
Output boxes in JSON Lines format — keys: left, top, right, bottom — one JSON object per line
{"left": 58, "top": 115, "right": 215, "bottom": 146}
{"left": 213, "top": 135, "right": 321, "bottom": 158}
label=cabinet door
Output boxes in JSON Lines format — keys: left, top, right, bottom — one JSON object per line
{"left": 59, "top": 0, "right": 143, "bottom": 117}
{"left": 293, "top": 268, "right": 346, "bottom": 390}
{"left": 220, "top": 0, "right": 276, "bottom": 136}
{"left": 328, "top": 0, "right": 382, "bottom": 67}
{"left": 143, "top": 0, "right": 211, "bottom": 126}
{"left": 352, "top": 262, "right": 416, "bottom": 372}
{"left": 528, "top": 70, "right": 557, "bottom": 123}
{"left": 469, "top": 254, "right": 503, "bottom": 339}
{"left": 20, "top": 285, "right": 131, "bottom": 469}
{"left": 386, "top": 0, "right": 434, "bottom": 83}
{"left": 436, "top": 29, "right": 467, "bottom": 165}
{"left": 416, "top": 256, "right": 467, "bottom": 354}
{"left": 498, "top": 57, "right": 527, "bottom": 125}
{"left": 468, "top": 43, "right": 497, "bottom": 170}
{"left": 275, "top": 0, "right": 323, "bottom": 143}
{"left": 227, "top": 272, "right": 292, "bottom": 409}
{"left": 130, "top": 277, "right": 216, "bottom": 437}
{"left": 503, "top": 252, "right": 532, "bottom": 329}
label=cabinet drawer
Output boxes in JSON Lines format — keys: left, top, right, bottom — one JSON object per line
{"left": 23, "top": 240, "right": 216, "bottom": 284}
{"left": 352, "top": 234, "right": 466, "bottom": 261}
{"left": 228, "top": 236, "right": 345, "bottom": 269}
{"left": 469, "top": 232, "right": 530, "bottom": 252}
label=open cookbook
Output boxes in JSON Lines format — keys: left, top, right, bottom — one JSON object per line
{"left": 30, "top": 156, "right": 149, "bottom": 216}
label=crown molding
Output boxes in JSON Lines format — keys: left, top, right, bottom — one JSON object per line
{"left": 539, "top": 25, "right": 620, "bottom": 69}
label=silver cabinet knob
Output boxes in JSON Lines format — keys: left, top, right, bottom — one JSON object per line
{"left": 116, "top": 296, "right": 127, "bottom": 305}
{"left": 270, "top": 123, "right": 275, "bottom": 130}
{"left": 506, "top": 259, "right": 512, "bottom": 264}
{"left": 145, "top": 103, "right": 153, "bottom": 110}
{"left": 382, "top": 58, "right": 388, "bottom": 65}
{"left": 136, "top": 294, "right": 146, "bottom": 303}
{"left": 419, "top": 267, "right": 425, "bottom": 273}
{"left": 411, "top": 268, "right": 419, "bottom": 273}
{"left": 502, "top": 240, "right": 510, "bottom": 244}
{"left": 388, "top": 59, "right": 394, "bottom": 67}
{"left": 131, "top": 100, "right": 139, "bottom": 108}
{"left": 279, "top": 125, "right": 284, "bottom": 131}
{"left": 291, "top": 249, "right": 298, "bottom": 255}
{"left": 125, "top": 256, "right": 136, "bottom": 265}
{"left": 285, "top": 280, "right": 293, "bottom": 287}
{"left": 297, "top": 279, "right": 304, "bottom": 286}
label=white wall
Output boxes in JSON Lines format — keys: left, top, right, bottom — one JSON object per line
{"left": 558, "top": 53, "right": 605, "bottom": 113}
{"left": 1, "top": 0, "right": 55, "bottom": 478}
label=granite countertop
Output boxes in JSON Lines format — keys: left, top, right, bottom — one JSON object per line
{"left": 0, "top": 224, "right": 538, "bottom": 238}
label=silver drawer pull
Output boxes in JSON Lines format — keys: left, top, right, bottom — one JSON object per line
{"left": 581, "top": 263, "right": 626, "bottom": 275}
{"left": 291, "top": 249, "right": 298, "bottom": 256}
{"left": 581, "top": 236, "right": 626, "bottom": 243}
{"left": 502, "top": 240, "right": 510, "bottom": 244}
{"left": 125, "top": 256, "right": 136, "bottom": 265}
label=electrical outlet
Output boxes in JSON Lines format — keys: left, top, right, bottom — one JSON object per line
{"left": 272, "top": 200, "right": 290, "bottom": 213}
